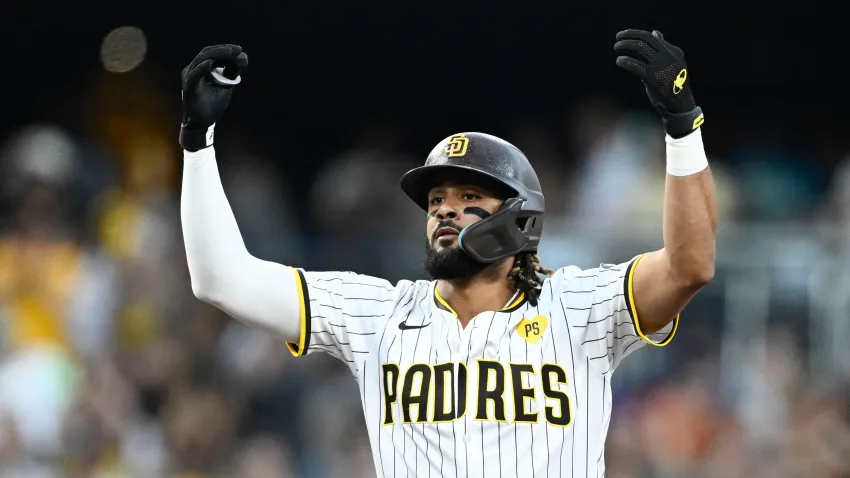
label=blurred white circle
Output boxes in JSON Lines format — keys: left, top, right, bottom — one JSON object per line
{"left": 100, "top": 26, "right": 147, "bottom": 73}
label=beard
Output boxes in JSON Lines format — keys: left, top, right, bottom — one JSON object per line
{"left": 422, "top": 237, "right": 489, "bottom": 280}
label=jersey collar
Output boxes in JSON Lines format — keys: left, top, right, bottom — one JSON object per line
{"left": 433, "top": 284, "right": 527, "bottom": 317}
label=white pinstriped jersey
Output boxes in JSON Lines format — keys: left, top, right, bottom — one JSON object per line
{"left": 286, "top": 253, "right": 678, "bottom": 478}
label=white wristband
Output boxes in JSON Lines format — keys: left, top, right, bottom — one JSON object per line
{"left": 665, "top": 127, "right": 709, "bottom": 176}
{"left": 184, "top": 145, "right": 216, "bottom": 163}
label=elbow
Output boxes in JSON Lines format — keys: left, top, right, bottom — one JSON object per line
{"left": 185, "top": 251, "right": 250, "bottom": 306}
{"left": 189, "top": 268, "right": 223, "bottom": 306}
{"left": 191, "top": 280, "right": 231, "bottom": 312}
{"left": 190, "top": 277, "right": 215, "bottom": 303}
{"left": 668, "top": 249, "right": 715, "bottom": 291}
{"left": 677, "top": 261, "right": 715, "bottom": 291}
{"left": 690, "top": 265, "right": 715, "bottom": 289}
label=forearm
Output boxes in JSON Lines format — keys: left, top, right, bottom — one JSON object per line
{"left": 662, "top": 128, "right": 717, "bottom": 286}
{"left": 181, "top": 146, "right": 301, "bottom": 341}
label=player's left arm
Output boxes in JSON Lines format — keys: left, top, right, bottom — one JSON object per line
{"left": 614, "top": 29, "right": 717, "bottom": 334}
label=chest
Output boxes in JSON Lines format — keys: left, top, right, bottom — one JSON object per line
{"left": 376, "top": 304, "right": 583, "bottom": 429}
{"left": 387, "top": 304, "right": 561, "bottom": 363}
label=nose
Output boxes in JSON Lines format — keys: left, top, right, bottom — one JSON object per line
{"left": 434, "top": 198, "right": 460, "bottom": 220}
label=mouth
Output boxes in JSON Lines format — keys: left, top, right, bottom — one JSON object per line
{"left": 434, "top": 227, "right": 461, "bottom": 241}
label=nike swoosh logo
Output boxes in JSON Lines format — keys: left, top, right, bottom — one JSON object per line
{"left": 398, "top": 321, "right": 431, "bottom": 330}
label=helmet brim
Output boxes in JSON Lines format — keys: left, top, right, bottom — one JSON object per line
{"left": 399, "top": 164, "right": 519, "bottom": 211}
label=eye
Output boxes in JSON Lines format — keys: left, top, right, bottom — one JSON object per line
{"left": 429, "top": 196, "right": 444, "bottom": 206}
{"left": 462, "top": 193, "right": 480, "bottom": 201}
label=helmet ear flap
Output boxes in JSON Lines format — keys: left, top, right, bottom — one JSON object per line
{"left": 516, "top": 212, "right": 543, "bottom": 246}
{"left": 515, "top": 216, "right": 532, "bottom": 233}
{"left": 459, "top": 198, "right": 530, "bottom": 263}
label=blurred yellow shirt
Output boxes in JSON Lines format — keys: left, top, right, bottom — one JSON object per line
{"left": 0, "top": 238, "right": 81, "bottom": 350}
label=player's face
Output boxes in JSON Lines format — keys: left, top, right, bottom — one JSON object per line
{"left": 422, "top": 183, "right": 503, "bottom": 280}
{"left": 426, "top": 184, "right": 503, "bottom": 250}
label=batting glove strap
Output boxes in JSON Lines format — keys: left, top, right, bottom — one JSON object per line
{"left": 180, "top": 123, "right": 216, "bottom": 152}
{"left": 662, "top": 106, "right": 704, "bottom": 140}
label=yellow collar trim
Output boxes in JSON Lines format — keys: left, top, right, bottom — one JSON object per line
{"left": 433, "top": 286, "right": 526, "bottom": 317}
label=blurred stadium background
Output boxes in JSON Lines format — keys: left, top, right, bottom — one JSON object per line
{"left": 2, "top": 4, "right": 850, "bottom": 477}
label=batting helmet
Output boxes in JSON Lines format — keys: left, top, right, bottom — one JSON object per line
{"left": 399, "top": 132, "right": 544, "bottom": 264}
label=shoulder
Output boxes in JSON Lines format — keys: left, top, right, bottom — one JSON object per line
{"left": 542, "top": 259, "right": 641, "bottom": 306}
{"left": 301, "top": 270, "right": 431, "bottom": 302}
{"left": 545, "top": 264, "right": 601, "bottom": 291}
{"left": 398, "top": 279, "right": 437, "bottom": 304}
{"left": 302, "top": 270, "right": 394, "bottom": 288}
{"left": 546, "top": 258, "right": 639, "bottom": 288}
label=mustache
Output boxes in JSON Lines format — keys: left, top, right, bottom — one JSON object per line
{"left": 432, "top": 220, "right": 463, "bottom": 240}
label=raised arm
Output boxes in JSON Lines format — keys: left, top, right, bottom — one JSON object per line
{"left": 629, "top": 131, "right": 716, "bottom": 332}
{"left": 613, "top": 30, "right": 717, "bottom": 333}
{"left": 182, "top": 146, "right": 301, "bottom": 341}
{"left": 178, "top": 46, "right": 399, "bottom": 366}
{"left": 179, "top": 45, "right": 301, "bottom": 342}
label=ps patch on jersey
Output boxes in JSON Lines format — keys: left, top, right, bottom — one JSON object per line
{"left": 516, "top": 314, "right": 548, "bottom": 344}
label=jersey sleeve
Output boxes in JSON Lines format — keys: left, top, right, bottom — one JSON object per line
{"left": 286, "top": 269, "right": 397, "bottom": 367}
{"left": 574, "top": 254, "right": 678, "bottom": 372}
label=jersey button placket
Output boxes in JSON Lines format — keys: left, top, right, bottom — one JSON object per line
{"left": 460, "top": 322, "right": 479, "bottom": 450}
{"left": 444, "top": 310, "right": 463, "bottom": 358}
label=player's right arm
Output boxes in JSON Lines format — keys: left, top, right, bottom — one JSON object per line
{"left": 182, "top": 145, "right": 301, "bottom": 342}
{"left": 179, "top": 45, "right": 397, "bottom": 367}
{"left": 179, "top": 44, "right": 304, "bottom": 343}
{"left": 182, "top": 146, "right": 396, "bottom": 364}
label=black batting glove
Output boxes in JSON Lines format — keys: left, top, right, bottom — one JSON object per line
{"left": 614, "top": 29, "right": 703, "bottom": 139}
{"left": 180, "top": 44, "right": 249, "bottom": 151}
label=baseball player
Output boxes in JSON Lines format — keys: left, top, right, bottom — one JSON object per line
{"left": 179, "top": 30, "right": 716, "bottom": 477}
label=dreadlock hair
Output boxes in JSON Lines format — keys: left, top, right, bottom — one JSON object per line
{"left": 509, "top": 252, "right": 554, "bottom": 307}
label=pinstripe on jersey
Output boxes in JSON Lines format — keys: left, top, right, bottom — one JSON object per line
{"left": 286, "top": 253, "right": 678, "bottom": 478}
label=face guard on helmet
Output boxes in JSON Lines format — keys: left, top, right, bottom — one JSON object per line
{"left": 399, "top": 132, "right": 545, "bottom": 264}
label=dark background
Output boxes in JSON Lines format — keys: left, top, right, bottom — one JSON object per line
{"left": 5, "top": 2, "right": 849, "bottom": 180}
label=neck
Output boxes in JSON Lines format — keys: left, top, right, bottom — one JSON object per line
{"left": 437, "top": 258, "right": 516, "bottom": 327}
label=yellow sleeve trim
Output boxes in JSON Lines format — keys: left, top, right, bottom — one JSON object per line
{"left": 625, "top": 254, "right": 678, "bottom": 347}
{"left": 285, "top": 267, "right": 310, "bottom": 357}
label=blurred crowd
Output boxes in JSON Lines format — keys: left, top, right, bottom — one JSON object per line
{"left": 1, "top": 68, "right": 850, "bottom": 478}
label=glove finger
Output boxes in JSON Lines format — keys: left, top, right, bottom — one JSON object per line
{"left": 183, "top": 59, "right": 215, "bottom": 91}
{"left": 188, "top": 44, "right": 243, "bottom": 72}
{"left": 217, "top": 52, "right": 248, "bottom": 82}
{"left": 655, "top": 32, "right": 685, "bottom": 58}
{"left": 615, "top": 29, "right": 661, "bottom": 52}
{"left": 615, "top": 56, "right": 650, "bottom": 78}
{"left": 197, "top": 44, "right": 243, "bottom": 61}
{"left": 613, "top": 39, "right": 659, "bottom": 63}
{"left": 236, "top": 52, "right": 248, "bottom": 68}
